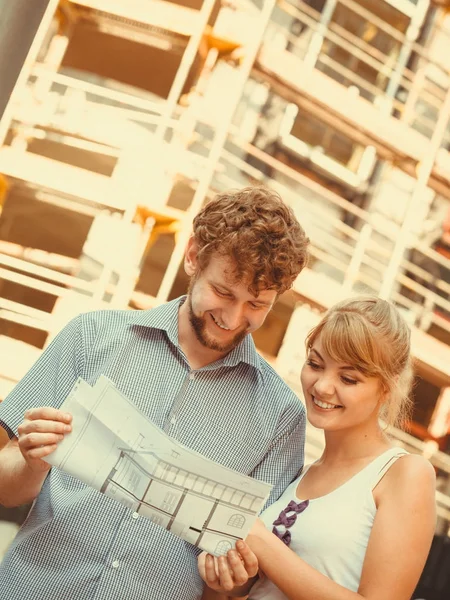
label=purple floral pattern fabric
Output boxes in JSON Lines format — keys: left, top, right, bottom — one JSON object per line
{"left": 272, "top": 499, "right": 309, "bottom": 546}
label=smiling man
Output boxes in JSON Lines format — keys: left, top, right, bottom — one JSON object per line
{"left": 179, "top": 188, "right": 304, "bottom": 368}
{"left": 0, "top": 186, "right": 309, "bottom": 600}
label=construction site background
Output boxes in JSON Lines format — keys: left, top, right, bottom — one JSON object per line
{"left": 1, "top": 1, "right": 450, "bottom": 597}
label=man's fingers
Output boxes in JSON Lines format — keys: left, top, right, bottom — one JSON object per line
{"left": 19, "top": 432, "right": 64, "bottom": 450}
{"left": 236, "top": 540, "right": 259, "bottom": 578}
{"left": 24, "top": 407, "right": 72, "bottom": 423}
{"left": 27, "top": 444, "right": 59, "bottom": 459}
{"left": 226, "top": 549, "right": 251, "bottom": 586}
{"left": 18, "top": 419, "right": 71, "bottom": 436}
{"left": 17, "top": 410, "right": 72, "bottom": 458}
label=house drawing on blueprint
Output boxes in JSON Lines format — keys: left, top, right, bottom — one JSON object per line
{"left": 47, "top": 376, "right": 272, "bottom": 556}
{"left": 100, "top": 447, "right": 266, "bottom": 555}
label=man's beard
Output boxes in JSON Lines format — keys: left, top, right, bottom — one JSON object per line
{"left": 188, "top": 295, "right": 248, "bottom": 353}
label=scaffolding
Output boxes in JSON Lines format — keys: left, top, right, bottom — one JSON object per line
{"left": 1, "top": 0, "right": 450, "bottom": 526}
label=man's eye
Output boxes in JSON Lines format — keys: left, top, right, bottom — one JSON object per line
{"left": 214, "top": 287, "right": 231, "bottom": 298}
{"left": 249, "top": 303, "right": 263, "bottom": 310}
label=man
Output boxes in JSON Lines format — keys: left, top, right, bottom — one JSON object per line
{"left": 0, "top": 186, "right": 309, "bottom": 600}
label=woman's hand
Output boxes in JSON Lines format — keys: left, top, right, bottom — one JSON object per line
{"left": 248, "top": 517, "right": 269, "bottom": 537}
{"left": 245, "top": 517, "right": 272, "bottom": 553}
{"left": 198, "top": 540, "right": 259, "bottom": 594}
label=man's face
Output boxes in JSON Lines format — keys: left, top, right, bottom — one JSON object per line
{"left": 185, "top": 247, "right": 277, "bottom": 354}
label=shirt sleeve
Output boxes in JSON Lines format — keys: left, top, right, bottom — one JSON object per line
{"left": 250, "top": 405, "right": 306, "bottom": 510}
{"left": 0, "top": 315, "right": 85, "bottom": 439}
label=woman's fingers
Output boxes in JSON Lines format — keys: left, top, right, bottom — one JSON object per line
{"left": 198, "top": 543, "right": 258, "bottom": 593}
{"left": 198, "top": 552, "right": 207, "bottom": 581}
{"left": 226, "top": 549, "right": 251, "bottom": 587}
{"left": 236, "top": 540, "right": 259, "bottom": 578}
{"left": 204, "top": 554, "right": 220, "bottom": 587}
{"left": 217, "top": 555, "right": 236, "bottom": 592}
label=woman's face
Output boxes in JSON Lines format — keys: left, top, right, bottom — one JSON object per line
{"left": 300, "top": 335, "right": 385, "bottom": 433}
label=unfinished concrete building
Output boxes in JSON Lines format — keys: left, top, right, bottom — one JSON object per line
{"left": 1, "top": 0, "right": 450, "bottom": 530}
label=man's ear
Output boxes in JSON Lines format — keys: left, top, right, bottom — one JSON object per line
{"left": 184, "top": 236, "right": 198, "bottom": 277}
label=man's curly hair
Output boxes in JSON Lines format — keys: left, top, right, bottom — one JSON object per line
{"left": 192, "top": 187, "right": 309, "bottom": 295}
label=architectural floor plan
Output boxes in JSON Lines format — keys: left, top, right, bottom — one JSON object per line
{"left": 45, "top": 376, "right": 272, "bottom": 555}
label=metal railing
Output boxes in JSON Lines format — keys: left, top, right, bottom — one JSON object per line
{"left": 266, "top": 0, "right": 450, "bottom": 146}
{"left": 0, "top": 0, "right": 280, "bottom": 329}
{"left": 0, "top": 2, "right": 449, "bottom": 533}
{"left": 2, "top": 58, "right": 449, "bottom": 344}
{"left": 214, "top": 135, "right": 450, "bottom": 339}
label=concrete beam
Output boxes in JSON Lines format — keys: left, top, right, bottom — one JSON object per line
{"left": 0, "top": 0, "right": 58, "bottom": 142}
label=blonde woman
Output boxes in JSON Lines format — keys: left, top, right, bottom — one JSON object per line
{"left": 199, "top": 296, "right": 436, "bottom": 600}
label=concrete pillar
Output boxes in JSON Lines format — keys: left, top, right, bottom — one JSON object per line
{"left": 0, "top": 0, "right": 57, "bottom": 137}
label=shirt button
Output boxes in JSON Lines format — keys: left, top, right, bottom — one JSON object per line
{"left": 189, "top": 372, "right": 195, "bottom": 380}
{"left": 170, "top": 416, "right": 177, "bottom": 425}
{"left": 112, "top": 560, "right": 120, "bottom": 569}
{"left": 132, "top": 512, "right": 139, "bottom": 520}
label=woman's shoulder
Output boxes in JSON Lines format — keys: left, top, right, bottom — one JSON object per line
{"left": 379, "top": 451, "right": 436, "bottom": 499}
{"left": 387, "top": 451, "right": 435, "bottom": 477}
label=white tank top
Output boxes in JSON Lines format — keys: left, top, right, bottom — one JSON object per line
{"left": 249, "top": 447, "right": 408, "bottom": 599}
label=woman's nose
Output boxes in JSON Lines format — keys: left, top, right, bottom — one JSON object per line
{"left": 313, "top": 374, "right": 335, "bottom": 398}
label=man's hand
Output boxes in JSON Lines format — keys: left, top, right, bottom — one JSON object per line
{"left": 198, "top": 540, "right": 259, "bottom": 594}
{"left": 17, "top": 407, "right": 72, "bottom": 473}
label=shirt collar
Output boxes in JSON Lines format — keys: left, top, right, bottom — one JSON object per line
{"left": 220, "top": 334, "right": 261, "bottom": 371}
{"left": 129, "top": 296, "right": 182, "bottom": 347}
{"left": 129, "top": 296, "right": 262, "bottom": 372}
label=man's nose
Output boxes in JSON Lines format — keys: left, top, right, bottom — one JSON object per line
{"left": 222, "top": 304, "right": 245, "bottom": 330}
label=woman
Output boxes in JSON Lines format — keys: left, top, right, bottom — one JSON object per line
{"left": 199, "top": 296, "right": 436, "bottom": 600}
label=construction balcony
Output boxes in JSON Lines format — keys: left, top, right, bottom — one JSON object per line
{"left": 0, "top": 0, "right": 270, "bottom": 379}
{"left": 1, "top": 0, "right": 450, "bottom": 532}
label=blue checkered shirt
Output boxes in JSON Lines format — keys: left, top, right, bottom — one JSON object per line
{"left": 0, "top": 297, "right": 305, "bottom": 600}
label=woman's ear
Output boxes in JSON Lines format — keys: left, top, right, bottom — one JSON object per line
{"left": 184, "top": 236, "right": 198, "bottom": 277}
{"left": 378, "top": 382, "right": 390, "bottom": 407}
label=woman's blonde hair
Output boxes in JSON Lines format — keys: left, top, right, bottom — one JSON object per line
{"left": 305, "top": 296, "right": 414, "bottom": 429}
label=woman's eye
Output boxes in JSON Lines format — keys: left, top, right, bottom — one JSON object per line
{"left": 342, "top": 377, "right": 358, "bottom": 385}
{"left": 306, "top": 360, "right": 321, "bottom": 370}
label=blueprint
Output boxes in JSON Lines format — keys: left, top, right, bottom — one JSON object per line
{"left": 45, "top": 376, "right": 272, "bottom": 556}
